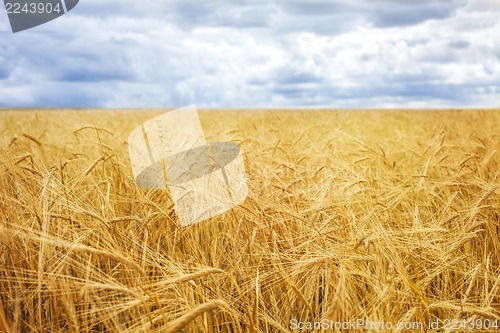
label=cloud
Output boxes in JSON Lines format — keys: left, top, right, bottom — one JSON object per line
{"left": 0, "top": 0, "right": 499, "bottom": 108}
{"left": 368, "top": 0, "right": 467, "bottom": 27}
{"left": 449, "top": 40, "right": 470, "bottom": 49}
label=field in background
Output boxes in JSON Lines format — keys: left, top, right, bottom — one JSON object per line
{"left": 0, "top": 109, "right": 499, "bottom": 332}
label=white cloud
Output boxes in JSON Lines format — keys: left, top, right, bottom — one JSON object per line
{"left": 0, "top": 0, "right": 499, "bottom": 108}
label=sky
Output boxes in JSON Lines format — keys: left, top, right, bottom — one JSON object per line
{"left": 0, "top": 0, "right": 499, "bottom": 109}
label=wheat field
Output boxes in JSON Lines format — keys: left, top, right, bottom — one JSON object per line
{"left": 0, "top": 109, "right": 499, "bottom": 332}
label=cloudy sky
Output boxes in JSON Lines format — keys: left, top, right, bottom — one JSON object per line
{"left": 0, "top": 0, "right": 499, "bottom": 108}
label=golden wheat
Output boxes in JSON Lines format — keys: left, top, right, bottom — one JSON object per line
{"left": 0, "top": 109, "right": 499, "bottom": 332}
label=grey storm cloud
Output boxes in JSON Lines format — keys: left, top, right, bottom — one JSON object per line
{"left": 449, "top": 40, "right": 470, "bottom": 49}
{"left": 0, "top": 0, "right": 499, "bottom": 108}
{"left": 367, "top": 0, "right": 468, "bottom": 27}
